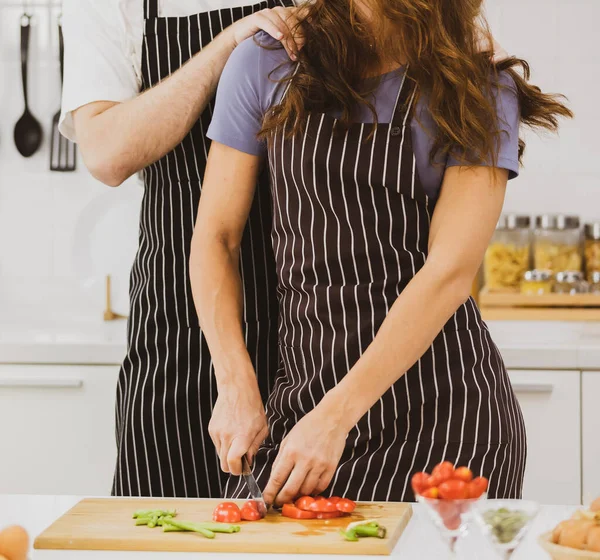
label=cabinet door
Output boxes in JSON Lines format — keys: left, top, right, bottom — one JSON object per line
{"left": 0, "top": 365, "right": 119, "bottom": 495}
{"left": 508, "top": 370, "right": 581, "bottom": 505}
{"left": 582, "top": 372, "right": 600, "bottom": 506}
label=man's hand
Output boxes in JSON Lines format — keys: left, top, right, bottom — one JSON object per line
{"left": 227, "top": 6, "right": 304, "bottom": 60}
{"left": 262, "top": 399, "right": 348, "bottom": 506}
{"left": 209, "top": 376, "right": 269, "bottom": 476}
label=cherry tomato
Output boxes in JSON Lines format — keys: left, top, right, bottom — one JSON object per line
{"left": 295, "top": 496, "right": 316, "bottom": 511}
{"left": 241, "top": 501, "right": 262, "bottom": 521}
{"left": 213, "top": 502, "right": 242, "bottom": 523}
{"left": 430, "top": 461, "right": 455, "bottom": 486}
{"left": 438, "top": 479, "right": 469, "bottom": 500}
{"left": 453, "top": 466, "right": 473, "bottom": 483}
{"left": 467, "top": 476, "right": 488, "bottom": 499}
{"left": 281, "top": 504, "right": 317, "bottom": 519}
{"left": 335, "top": 498, "right": 356, "bottom": 513}
{"left": 308, "top": 497, "right": 338, "bottom": 513}
{"left": 328, "top": 496, "right": 341, "bottom": 504}
{"left": 421, "top": 487, "right": 439, "bottom": 499}
{"left": 315, "top": 511, "right": 344, "bottom": 519}
{"left": 411, "top": 472, "right": 431, "bottom": 495}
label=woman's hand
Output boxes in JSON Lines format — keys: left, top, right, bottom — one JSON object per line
{"left": 227, "top": 6, "right": 304, "bottom": 60}
{"left": 262, "top": 398, "right": 349, "bottom": 506}
{"left": 209, "top": 374, "right": 268, "bottom": 476}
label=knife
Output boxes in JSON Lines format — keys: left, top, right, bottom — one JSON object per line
{"left": 241, "top": 455, "right": 267, "bottom": 518}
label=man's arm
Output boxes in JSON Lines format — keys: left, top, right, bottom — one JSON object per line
{"left": 72, "top": 7, "right": 300, "bottom": 187}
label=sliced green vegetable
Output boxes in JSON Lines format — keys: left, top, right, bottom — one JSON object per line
{"left": 340, "top": 520, "right": 386, "bottom": 542}
{"left": 135, "top": 518, "right": 152, "bottom": 526}
{"left": 133, "top": 509, "right": 177, "bottom": 519}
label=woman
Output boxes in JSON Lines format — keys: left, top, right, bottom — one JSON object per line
{"left": 190, "top": 0, "right": 571, "bottom": 503}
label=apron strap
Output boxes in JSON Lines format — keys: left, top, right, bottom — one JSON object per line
{"left": 390, "top": 68, "right": 417, "bottom": 128}
{"left": 144, "top": 0, "right": 159, "bottom": 19}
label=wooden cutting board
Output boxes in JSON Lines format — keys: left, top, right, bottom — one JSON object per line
{"left": 34, "top": 498, "right": 412, "bottom": 555}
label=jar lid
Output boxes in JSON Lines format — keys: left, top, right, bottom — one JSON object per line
{"left": 535, "top": 214, "right": 580, "bottom": 230}
{"left": 497, "top": 214, "right": 530, "bottom": 230}
{"left": 555, "top": 270, "right": 584, "bottom": 283}
{"left": 584, "top": 223, "right": 600, "bottom": 240}
{"left": 523, "top": 269, "right": 553, "bottom": 282}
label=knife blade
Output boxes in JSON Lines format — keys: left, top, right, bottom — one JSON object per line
{"left": 241, "top": 455, "right": 267, "bottom": 517}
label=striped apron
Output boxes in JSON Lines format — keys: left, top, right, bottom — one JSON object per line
{"left": 228, "top": 70, "right": 527, "bottom": 501}
{"left": 112, "top": 0, "right": 281, "bottom": 497}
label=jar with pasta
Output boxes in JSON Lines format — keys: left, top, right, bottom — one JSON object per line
{"left": 484, "top": 214, "right": 531, "bottom": 290}
{"left": 584, "top": 222, "right": 600, "bottom": 282}
{"left": 533, "top": 214, "right": 582, "bottom": 274}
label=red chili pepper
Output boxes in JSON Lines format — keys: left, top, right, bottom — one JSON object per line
{"left": 295, "top": 496, "right": 317, "bottom": 511}
{"left": 335, "top": 498, "right": 356, "bottom": 513}
{"left": 308, "top": 497, "right": 338, "bottom": 513}
{"left": 282, "top": 504, "right": 317, "bottom": 519}
{"left": 212, "top": 502, "right": 242, "bottom": 523}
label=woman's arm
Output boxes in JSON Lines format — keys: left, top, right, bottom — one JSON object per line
{"left": 190, "top": 141, "right": 267, "bottom": 476}
{"left": 263, "top": 166, "right": 508, "bottom": 505}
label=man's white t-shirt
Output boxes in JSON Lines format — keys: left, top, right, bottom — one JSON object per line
{"left": 59, "top": 0, "right": 257, "bottom": 141}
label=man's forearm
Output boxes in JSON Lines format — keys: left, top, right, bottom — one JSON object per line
{"left": 76, "top": 30, "right": 236, "bottom": 186}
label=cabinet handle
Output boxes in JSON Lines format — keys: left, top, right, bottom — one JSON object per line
{"left": 0, "top": 377, "right": 84, "bottom": 389}
{"left": 512, "top": 382, "right": 554, "bottom": 394}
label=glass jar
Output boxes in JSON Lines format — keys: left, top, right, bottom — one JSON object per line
{"left": 521, "top": 269, "right": 553, "bottom": 295}
{"left": 533, "top": 214, "right": 582, "bottom": 274}
{"left": 589, "top": 271, "right": 600, "bottom": 294}
{"left": 484, "top": 214, "right": 531, "bottom": 290}
{"left": 554, "top": 271, "right": 588, "bottom": 295}
{"left": 584, "top": 223, "right": 600, "bottom": 282}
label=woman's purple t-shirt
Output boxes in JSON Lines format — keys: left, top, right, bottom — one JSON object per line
{"left": 207, "top": 33, "right": 520, "bottom": 200}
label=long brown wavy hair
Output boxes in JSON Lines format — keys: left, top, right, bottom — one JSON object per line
{"left": 258, "top": 0, "right": 572, "bottom": 167}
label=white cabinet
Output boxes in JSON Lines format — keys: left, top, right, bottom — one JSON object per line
{"left": 508, "top": 369, "right": 581, "bottom": 505}
{"left": 0, "top": 365, "right": 119, "bottom": 495}
{"left": 582, "top": 372, "right": 600, "bottom": 506}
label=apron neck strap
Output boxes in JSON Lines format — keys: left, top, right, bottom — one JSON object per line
{"left": 390, "top": 68, "right": 417, "bottom": 128}
{"left": 144, "top": 0, "right": 159, "bottom": 19}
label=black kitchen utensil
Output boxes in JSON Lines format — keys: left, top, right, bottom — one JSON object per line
{"left": 50, "top": 17, "right": 76, "bottom": 171}
{"left": 14, "top": 13, "right": 43, "bottom": 157}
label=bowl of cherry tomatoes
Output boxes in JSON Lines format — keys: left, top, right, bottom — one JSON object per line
{"left": 412, "top": 461, "right": 489, "bottom": 533}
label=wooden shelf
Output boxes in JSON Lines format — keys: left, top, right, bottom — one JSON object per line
{"left": 479, "top": 287, "right": 600, "bottom": 321}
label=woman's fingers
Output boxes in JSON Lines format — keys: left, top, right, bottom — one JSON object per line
{"left": 298, "top": 468, "right": 324, "bottom": 497}
{"left": 257, "top": 8, "right": 298, "bottom": 60}
{"left": 263, "top": 452, "right": 295, "bottom": 505}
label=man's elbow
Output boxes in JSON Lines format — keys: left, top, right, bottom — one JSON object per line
{"left": 83, "top": 152, "right": 132, "bottom": 187}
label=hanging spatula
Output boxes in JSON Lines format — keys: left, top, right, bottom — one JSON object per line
{"left": 50, "top": 16, "right": 76, "bottom": 172}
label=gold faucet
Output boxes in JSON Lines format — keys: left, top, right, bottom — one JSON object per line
{"left": 104, "top": 275, "right": 127, "bottom": 321}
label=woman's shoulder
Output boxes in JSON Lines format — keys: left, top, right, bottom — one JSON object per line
{"left": 227, "top": 32, "right": 295, "bottom": 112}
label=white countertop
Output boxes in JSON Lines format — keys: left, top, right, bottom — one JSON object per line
{"left": 0, "top": 495, "right": 575, "bottom": 559}
{"left": 2, "top": 317, "right": 600, "bottom": 370}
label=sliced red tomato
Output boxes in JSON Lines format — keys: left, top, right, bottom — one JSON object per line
{"left": 467, "top": 477, "right": 488, "bottom": 499}
{"left": 240, "top": 500, "right": 262, "bottom": 521}
{"left": 315, "top": 511, "right": 344, "bottom": 519}
{"left": 328, "top": 496, "right": 341, "bottom": 504}
{"left": 438, "top": 480, "right": 469, "bottom": 500}
{"left": 213, "top": 502, "right": 242, "bottom": 523}
{"left": 282, "top": 504, "right": 317, "bottom": 519}
{"left": 335, "top": 498, "right": 356, "bottom": 513}
{"left": 308, "top": 497, "right": 338, "bottom": 513}
{"left": 295, "top": 496, "right": 317, "bottom": 511}
{"left": 411, "top": 472, "right": 431, "bottom": 495}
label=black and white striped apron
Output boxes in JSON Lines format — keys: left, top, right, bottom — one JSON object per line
{"left": 228, "top": 70, "right": 527, "bottom": 501}
{"left": 112, "top": 0, "right": 282, "bottom": 497}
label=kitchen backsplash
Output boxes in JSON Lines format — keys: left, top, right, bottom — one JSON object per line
{"left": 0, "top": 0, "right": 597, "bottom": 322}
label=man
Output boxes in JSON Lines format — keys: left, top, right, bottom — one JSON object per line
{"left": 60, "top": 0, "right": 300, "bottom": 498}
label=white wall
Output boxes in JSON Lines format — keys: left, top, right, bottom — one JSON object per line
{"left": 0, "top": 0, "right": 597, "bottom": 323}
{"left": 486, "top": 0, "right": 599, "bottom": 220}
{"left": 0, "top": 0, "right": 141, "bottom": 322}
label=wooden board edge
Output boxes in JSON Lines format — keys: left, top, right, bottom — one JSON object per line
{"left": 33, "top": 499, "right": 87, "bottom": 550}
{"left": 382, "top": 505, "right": 412, "bottom": 555}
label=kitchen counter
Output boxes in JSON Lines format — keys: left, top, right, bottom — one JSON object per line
{"left": 2, "top": 317, "right": 600, "bottom": 370}
{"left": 1, "top": 495, "right": 577, "bottom": 559}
